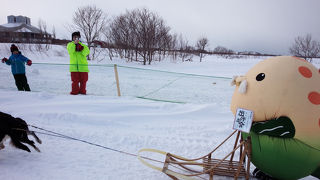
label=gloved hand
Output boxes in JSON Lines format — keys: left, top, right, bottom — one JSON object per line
{"left": 1, "top": 57, "right": 8, "bottom": 63}
{"left": 27, "top": 60, "right": 32, "bottom": 66}
{"left": 75, "top": 44, "right": 84, "bottom": 51}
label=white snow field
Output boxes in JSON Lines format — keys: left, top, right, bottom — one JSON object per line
{"left": 0, "top": 44, "right": 318, "bottom": 180}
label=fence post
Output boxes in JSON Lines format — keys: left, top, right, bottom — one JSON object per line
{"left": 114, "top": 64, "right": 121, "bottom": 97}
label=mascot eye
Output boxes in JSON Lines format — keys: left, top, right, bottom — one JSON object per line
{"left": 256, "top": 73, "right": 265, "bottom": 81}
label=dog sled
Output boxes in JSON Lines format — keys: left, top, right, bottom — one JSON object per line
{"left": 138, "top": 130, "right": 252, "bottom": 180}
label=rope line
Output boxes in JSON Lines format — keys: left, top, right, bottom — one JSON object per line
{"left": 31, "top": 62, "right": 232, "bottom": 80}
{"left": 136, "top": 96, "right": 186, "bottom": 104}
{"left": 140, "top": 76, "right": 184, "bottom": 98}
{"left": 33, "top": 62, "right": 114, "bottom": 67}
{"left": 28, "top": 124, "right": 133, "bottom": 156}
{"left": 27, "top": 124, "right": 208, "bottom": 179}
{"left": 116, "top": 65, "right": 232, "bottom": 79}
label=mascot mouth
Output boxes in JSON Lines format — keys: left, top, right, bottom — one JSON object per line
{"left": 251, "top": 116, "right": 296, "bottom": 138}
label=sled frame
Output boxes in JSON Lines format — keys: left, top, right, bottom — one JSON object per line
{"left": 162, "top": 130, "right": 252, "bottom": 180}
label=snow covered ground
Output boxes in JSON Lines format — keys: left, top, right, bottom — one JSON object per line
{"left": 0, "top": 44, "right": 318, "bottom": 179}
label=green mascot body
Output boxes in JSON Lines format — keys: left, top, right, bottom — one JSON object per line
{"left": 231, "top": 56, "right": 320, "bottom": 179}
{"left": 242, "top": 132, "right": 320, "bottom": 179}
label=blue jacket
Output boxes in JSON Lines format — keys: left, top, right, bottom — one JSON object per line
{"left": 5, "top": 52, "right": 30, "bottom": 75}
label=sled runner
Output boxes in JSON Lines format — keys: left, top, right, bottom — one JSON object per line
{"left": 138, "top": 130, "right": 252, "bottom": 180}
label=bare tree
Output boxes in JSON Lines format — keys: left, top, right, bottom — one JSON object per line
{"left": 289, "top": 34, "right": 320, "bottom": 62}
{"left": 214, "top": 46, "right": 234, "bottom": 58}
{"left": 71, "top": 5, "right": 107, "bottom": 60}
{"left": 195, "top": 37, "right": 209, "bottom": 62}
{"left": 134, "top": 8, "right": 171, "bottom": 65}
{"left": 107, "top": 14, "right": 130, "bottom": 60}
{"left": 168, "top": 33, "right": 178, "bottom": 61}
{"left": 35, "top": 20, "right": 44, "bottom": 52}
{"left": 177, "top": 34, "right": 193, "bottom": 62}
{"left": 108, "top": 8, "right": 172, "bottom": 65}
{"left": 109, "top": 11, "right": 137, "bottom": 61}
{"left": 102, "top": 32, "right": 115, "bottom": 60}
{"left": 37, "top": 19, "right": 51, "bottom": 51}
{"left": 52, "top": 25, "right": 56, "bottom": 39}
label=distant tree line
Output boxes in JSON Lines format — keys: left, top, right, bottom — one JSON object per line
{"left": 68, "top": 5, "right": 214, "bottom": 63}
{"left": 9, "top": 5, "right": 318, "bottom": 62}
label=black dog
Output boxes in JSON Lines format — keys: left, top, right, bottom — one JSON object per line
{"left": 0, "top": 112, "right": 42, "bottom": 152}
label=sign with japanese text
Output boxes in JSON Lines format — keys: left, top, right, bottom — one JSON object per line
{"left": 233, "top": 108, "right": 253, "bottom": 133}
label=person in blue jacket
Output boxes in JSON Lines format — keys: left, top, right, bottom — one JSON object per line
{"left": 1, "top": 44, "right": 32, "bottom": 91}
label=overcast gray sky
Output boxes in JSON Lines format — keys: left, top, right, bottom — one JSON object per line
{"left": 1, "top": 0, "right": 320, "bottom": 54}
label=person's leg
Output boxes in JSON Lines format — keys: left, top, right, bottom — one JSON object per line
{"left": 79, "top": 72, "right": 88, "bottom": 95}
{"left": 13, "top": 74, "right": 24, "bottom": 91}
{"left": 21, "top": 74, "right": 31, "bottom": 91}
{"left": 70, "top": 72, "right": 80, "bottom": 95}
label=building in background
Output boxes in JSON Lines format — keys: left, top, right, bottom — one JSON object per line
{"left": 0, "top": 15, "right": 52, "bottom": 43}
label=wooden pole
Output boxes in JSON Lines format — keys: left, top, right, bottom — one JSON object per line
{"left": 114, "top": 64, "right": 121, "bottom": 97}
{"left": 230, "top": 131, "right": 240, "bottom": 162}
{"left": 245, "top": 137, "right": 251, "bottom": 180}
{"left": 235, "top": 140, "right": 247, "bottom": 179}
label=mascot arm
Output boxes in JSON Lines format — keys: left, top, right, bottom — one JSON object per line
{"left": 251, "top": 116, "right": 295, "bottom": 138}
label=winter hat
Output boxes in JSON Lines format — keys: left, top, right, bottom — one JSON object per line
{"left": 10, "top": 44, "right": 18, "bottom": 52}
{"left": 72, "top": 31, "right": 81, "bottom": 39}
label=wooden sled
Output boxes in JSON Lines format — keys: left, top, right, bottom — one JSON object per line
{"left": 138, "top": 130, "right": 252, "bottom": 180}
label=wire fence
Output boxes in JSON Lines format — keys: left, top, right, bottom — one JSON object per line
{"left": 0, "top": 62, "right": 234, "bottom": 104}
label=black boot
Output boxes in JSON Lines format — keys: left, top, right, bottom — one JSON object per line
{"left": 253, "top": 168, "right": 275, "bottom": 180}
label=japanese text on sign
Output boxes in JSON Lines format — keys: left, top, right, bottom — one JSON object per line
{"left": 233, "top": 108, "right": 253, "bottom": 133}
